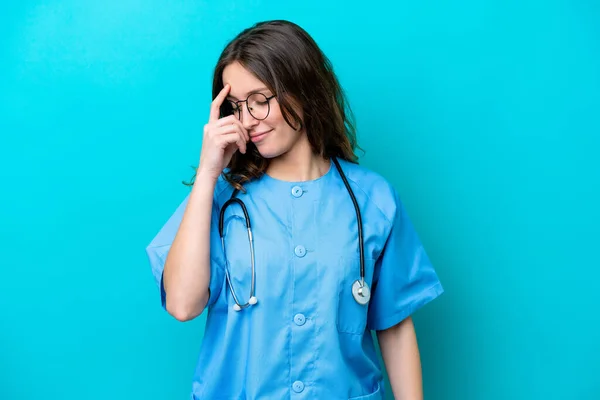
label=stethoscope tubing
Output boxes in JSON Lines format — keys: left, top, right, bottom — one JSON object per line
{"left": 331, "top": 157, "right": 365, "bottom": 285}
{"left": 217, "top": 156, "right": 367, "bottom": 309}
{"left": 219, "top": 196, "right": 256, "bottom": 309}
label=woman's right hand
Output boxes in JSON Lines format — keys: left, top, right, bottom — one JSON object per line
{"left": 197, "top": 84, "right": 249, "bottom": 181}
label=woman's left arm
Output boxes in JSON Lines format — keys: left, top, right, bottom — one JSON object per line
{"left": 376, "top": 316, "right": 423, "bottom": 400}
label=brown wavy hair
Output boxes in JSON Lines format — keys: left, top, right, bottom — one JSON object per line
{"left": 186, "top": 20, "right": 361, "bottom": 190}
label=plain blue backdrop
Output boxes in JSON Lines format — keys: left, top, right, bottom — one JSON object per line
{"left": 1, "top": 1, "right": 599, "bottom": 399}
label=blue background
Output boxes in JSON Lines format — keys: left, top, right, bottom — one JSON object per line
{"left": 1, "top": 1, "right": 599, "bottom": 399}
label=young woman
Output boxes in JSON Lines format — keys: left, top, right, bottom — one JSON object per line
{"left": 146, "top": 19, "right": 443, "bottom": 400}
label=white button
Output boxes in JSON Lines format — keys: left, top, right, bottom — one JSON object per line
{"left": 292, "top": 380, "right": 304, "bottom": 393}
{"left": 294, "top": 245, "right": 306, "bottom": 257}
{"left": 294, "top": 313, "right": 306, "bottom": 326}
{"left": 291, "top": 186, "right": 303, "bottom": 198}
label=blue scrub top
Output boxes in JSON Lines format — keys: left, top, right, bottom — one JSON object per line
{"left": 146, "top": 158, "right": 443, "bottom": 400}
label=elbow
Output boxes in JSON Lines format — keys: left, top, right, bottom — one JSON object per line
{"left": 162, "top": 266, "right": 210, "bottom": 321}
{"left": 165, "top": 295, "right": 208, "bottom": 322}
{"left": 168, "top": 306, "right": 198, "bottom": 322}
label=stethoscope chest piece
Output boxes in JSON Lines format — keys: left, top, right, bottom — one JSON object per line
{"left": 352, "top": 280, "right": 371, "bottom": 305}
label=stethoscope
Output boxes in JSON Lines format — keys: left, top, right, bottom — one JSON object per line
{"left": 218, "top": 157, "right": 370, "bottom": 311}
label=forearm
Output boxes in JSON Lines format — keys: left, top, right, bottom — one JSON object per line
{"left": 377, "top": 317, "right": 423, "bottom": 400}
{"left": 163, "top": 170, "right": 216, "bottom": 321}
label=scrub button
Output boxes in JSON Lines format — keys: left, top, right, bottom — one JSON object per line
{"left": 294, "top": 313, "right": 306, "bottom": 326}
{"left": 294, "top": 245, "right": 306, "bottom": 257}
{"left": 291, "top": 186, "right": 303, "bottom": 197}
{"left": 292, "top": 381, "right": 305, "bottom": 393}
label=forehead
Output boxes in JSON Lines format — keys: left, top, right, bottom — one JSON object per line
{"left": 222, "top": 62, "right": 268, "bottom": 99}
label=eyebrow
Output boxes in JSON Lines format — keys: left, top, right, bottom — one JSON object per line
{"left": 227, "top": 87, "right": 270, "bottom": 101}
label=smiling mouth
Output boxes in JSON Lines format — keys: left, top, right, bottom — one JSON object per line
{"left": 250, "top": 130, "right": 271, "bottom": 143}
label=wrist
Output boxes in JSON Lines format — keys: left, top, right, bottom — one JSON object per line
{"left": 194, "top": 167, "right": 219, "bottom": 187}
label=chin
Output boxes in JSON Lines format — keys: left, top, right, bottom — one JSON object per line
{"left": 255, "top": 144, "right": 287, "bottom": 159}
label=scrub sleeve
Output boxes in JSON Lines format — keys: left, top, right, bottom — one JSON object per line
{"left": 145, "top": 194, "right": 226, "bottom": 310}
{"left": 366, "top": 189, "right": 444, "bottom": 331}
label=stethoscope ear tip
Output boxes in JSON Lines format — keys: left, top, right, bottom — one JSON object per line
{"left": 233, "top": 297, "right": 258, "bottom": 311}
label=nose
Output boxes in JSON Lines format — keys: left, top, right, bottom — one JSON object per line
{"left": 240, "top": 105, "right": 260, "bottom": 130}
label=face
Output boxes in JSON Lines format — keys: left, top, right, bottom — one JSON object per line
{"left": 222, "top": 62, "right": 304, "bottom": 159}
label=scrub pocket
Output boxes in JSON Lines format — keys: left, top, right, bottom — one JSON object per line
{"left": 336, "top": 255, "right": 375, "bottom": 335}
{"left": 348, "top": 382, "right": 383, "bottom": 400}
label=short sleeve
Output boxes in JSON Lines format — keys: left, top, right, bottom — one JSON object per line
{"left": 366, "top": 190, "right": 444, "bottom": 331}
{"left": 145, "top": 194, "right": 226, "bottom": 311}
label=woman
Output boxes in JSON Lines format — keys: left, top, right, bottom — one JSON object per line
{"left": 146, "top": 19, "right": 443, "bottom": 400}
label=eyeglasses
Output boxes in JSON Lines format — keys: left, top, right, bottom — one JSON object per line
{"left": 222, "top": 93, "right": 276, "bottom": 121}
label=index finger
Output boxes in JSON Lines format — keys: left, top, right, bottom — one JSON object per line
{"left": 209, "top": 84, "right": 231, "bottom": 122}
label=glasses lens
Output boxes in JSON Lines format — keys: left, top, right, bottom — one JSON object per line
{"left": 247, "top": 93, "right": 269, "bottom": 120}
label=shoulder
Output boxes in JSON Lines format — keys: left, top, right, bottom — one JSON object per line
{"left": 335, "top": 158, "right": 401, "bottom": 224}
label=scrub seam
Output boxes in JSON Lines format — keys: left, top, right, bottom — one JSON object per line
{"left": 309, "top": 199, "right": 320, "bottom": 391}
{"left": 344, "top": 175, "right": 394, "bottom": 225}
{"left": 370, "top": 281, "right": 444, "bottom": 331}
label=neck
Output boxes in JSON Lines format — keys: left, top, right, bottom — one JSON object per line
{"left": 266, "top": 137, "right": 330, "bottom": 182}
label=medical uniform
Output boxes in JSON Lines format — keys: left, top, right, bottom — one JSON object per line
{"left": 146, "top": 158, "right": 443, "bottom": 399}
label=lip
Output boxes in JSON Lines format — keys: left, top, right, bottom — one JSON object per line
{"left": 250, "top": 129, "right": 272, "bottom": 143}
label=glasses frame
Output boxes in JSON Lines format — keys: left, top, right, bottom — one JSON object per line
{"left": 226, "top": 93, "right": 277, "bottom": 121}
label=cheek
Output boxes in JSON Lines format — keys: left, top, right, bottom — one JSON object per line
{"left": 266, "top": 106, "right": 285, "bottom": 126}
{"left": 260, "top": 113, "right": 286, "bottom": 134}
{"left": 267, "top": 106, "right": 302, "bottom": 132}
